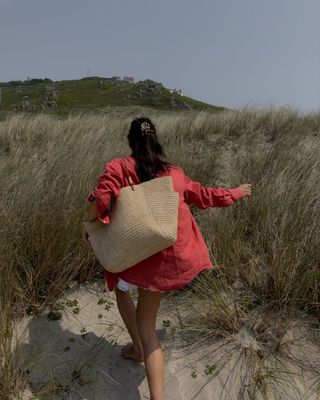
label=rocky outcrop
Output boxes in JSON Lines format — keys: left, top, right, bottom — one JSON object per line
{"left": 135, "top": 79, "right": 163, "bottom": 91}
{"left": 18, "top": 96, "right": 57, "bottom": 111}
{"left": 19, "top": 100, "right": 36, "bottom": 111}
{"left": 40, "top": 97, "right": 57, "bottom": 110}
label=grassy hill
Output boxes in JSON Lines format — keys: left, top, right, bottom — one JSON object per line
{"left": 0, "top": 76, "right": 226, "bottom": 117}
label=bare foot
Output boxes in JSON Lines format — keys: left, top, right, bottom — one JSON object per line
{"left": 121, "top": 342, "right": 144, "bottom": 363}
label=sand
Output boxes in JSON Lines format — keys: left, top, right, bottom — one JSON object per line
{"left": 15, "top": 281, "right": 320, "bottom": 400}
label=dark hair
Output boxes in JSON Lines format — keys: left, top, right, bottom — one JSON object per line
{"left": 127, "top": 117, "right": 173, "bottom": 182}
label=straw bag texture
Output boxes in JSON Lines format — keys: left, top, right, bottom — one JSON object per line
{"left": 84, "top": 158, "right": 179, "bottom": 273}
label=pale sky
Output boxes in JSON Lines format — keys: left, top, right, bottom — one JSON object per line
{"left": 1, "top": 0, "right": 319, "bottom": 113}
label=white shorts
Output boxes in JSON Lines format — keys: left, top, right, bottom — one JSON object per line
{"left": 116, "top": 278, "right": 138, "bottom": 292}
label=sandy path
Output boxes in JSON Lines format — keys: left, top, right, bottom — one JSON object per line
{"left": 16, "top": 282, "right": 319, "bottom": 400}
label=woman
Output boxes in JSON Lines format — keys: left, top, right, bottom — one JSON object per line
{"left": 83, "top": 117, "right": 252, "bottom": 400}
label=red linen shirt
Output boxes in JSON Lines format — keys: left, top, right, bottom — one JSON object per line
{"left": 87, "top": 155, "right": 245, "bottom": 292}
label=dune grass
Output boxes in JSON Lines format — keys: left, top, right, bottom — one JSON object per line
{"left": 0, "top": 105, "right": 320, "bottom": 399}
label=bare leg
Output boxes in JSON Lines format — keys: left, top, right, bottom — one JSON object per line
{"left": 114, "top": 286, "right": 144, "bottom": 361}
{"left": 136, "top": 288, "right": 163, "bottom": 400}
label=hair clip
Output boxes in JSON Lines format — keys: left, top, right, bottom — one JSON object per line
{"left": 140, "top": 122, "right": 150, "bottom": 136}
{"left": 140, "top": 121, "right": 155, "bottom": 136}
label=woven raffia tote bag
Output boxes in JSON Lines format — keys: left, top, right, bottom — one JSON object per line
{"left": 83, "top": 158, "right": 179, "bottom": 273}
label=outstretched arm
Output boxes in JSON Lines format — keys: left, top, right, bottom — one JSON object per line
{"left": 183, "top": 171, "right": 252, "bottom": 208}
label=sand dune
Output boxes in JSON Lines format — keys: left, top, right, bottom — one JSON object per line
{"left": 16, "top": 282, "right": 319, "bottom": 400}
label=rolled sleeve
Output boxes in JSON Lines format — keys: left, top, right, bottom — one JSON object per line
{"left": 87, "top": 159, "right": 124, "bottom": 224}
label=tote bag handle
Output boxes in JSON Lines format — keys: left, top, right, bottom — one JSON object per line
{"left": 121, "top": 157, "right": 135, "bottom": 191}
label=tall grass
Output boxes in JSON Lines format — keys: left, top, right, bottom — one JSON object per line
{"left": 1, "top": 105, "right": 320, "bottom": 398}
